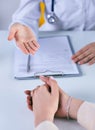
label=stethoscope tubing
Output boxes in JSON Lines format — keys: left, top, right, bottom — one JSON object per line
{"left": 51, "top": 0, "right": 55, "bottom": 12}
{"left": 43, "top": 0, "right": 60, "bottom": 24}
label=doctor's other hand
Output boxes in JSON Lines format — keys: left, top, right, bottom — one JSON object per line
{"left": 8, "top": 23, "right": 40, "bottom": 55}
{"left": 72, "top": 43, "right": 95, "bottom": 65}
{"left": 25, "top": 79, "right": 59, "bottom": 127}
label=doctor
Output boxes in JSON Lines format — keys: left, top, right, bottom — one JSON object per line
{"left": 8, "top": 0, "right": 95, "bottom": 65}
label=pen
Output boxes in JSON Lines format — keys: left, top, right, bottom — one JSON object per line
{"left": 27, "top": 55, "right": 31, "bottom": 72}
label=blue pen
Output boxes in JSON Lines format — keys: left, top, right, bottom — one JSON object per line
{"left": 27, "top": 55, "right": 31, "bottom": 72}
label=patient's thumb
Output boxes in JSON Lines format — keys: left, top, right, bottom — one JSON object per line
{"left": 8, "top": 28, "right": 16, "bottom": 41}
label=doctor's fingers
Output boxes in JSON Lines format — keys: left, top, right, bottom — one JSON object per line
{"left": 23, "top": 42, "right": 36, "bottom": 55}
{"left": 72, "top": 49, "right": 91, "bottom": 63}
{"left": 76, "top": 53, "right": 95, "bottom": 65}
{"left": 72, "top": 43, "right": 95, "bottom": 59}
{"left": 72, "top": 46, "right": 95, "bottom": 64}
{"left": 18, "top": 41, "right": 39, "bottom": 55}
{"left": 72, "top": 45, "right": 89, "bottom": 60}
{"left": 8, "top": 26, "right": 17, "bottom": 41}
{"left": 88, "top": 57, "right": 95, "bottom": 65}
{"left": 16, "top": 41, "right": 29, "bottom": 54}
{"left": 16, "top": 41, "right": 36, "bottom": 55}
{"left": 26, "top": 41, "right": 40, "bottom": 54}
{"left": 31, "top": 40, "right": 40, "bottom": 48}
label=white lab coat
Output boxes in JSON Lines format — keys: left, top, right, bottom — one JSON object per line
{"left": 11, "top": 0, "right": 95, "bottom": 38}
{"left": 34, "top": 102, "right": 95, "bottom": 130}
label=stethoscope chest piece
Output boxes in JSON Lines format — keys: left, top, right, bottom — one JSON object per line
{"left": 47, "top": 12, "right": 59, "bottom": 24}
{"left": 46, "top": 0, "right": 59, "bottom": 24}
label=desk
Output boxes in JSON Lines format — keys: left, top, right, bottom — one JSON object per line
{"left": 0, "top": 31, "right": 95, "bottom": 130}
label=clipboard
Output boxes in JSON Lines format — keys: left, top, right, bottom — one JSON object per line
{"left": 14, "top": 35, "right": 82, "bottom": 80}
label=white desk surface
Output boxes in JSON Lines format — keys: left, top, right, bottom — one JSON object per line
{"left": 0, "top": 31, "right": 95, "bottom": 130}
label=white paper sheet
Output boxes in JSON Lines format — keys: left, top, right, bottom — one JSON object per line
{"left": 14, "top": 36, "right": 80, "bottom": 79}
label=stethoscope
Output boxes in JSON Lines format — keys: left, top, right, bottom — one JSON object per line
{"left": 46, "top": 0, "right": 59, "bottom": 24}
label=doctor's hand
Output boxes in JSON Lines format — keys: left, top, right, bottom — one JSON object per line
{"left": 8, "top": 23, "right": 40, "bottom": 55}
{"left": 25, "top": 78, "right": 59, "bottom": 127}
{"left": 72, "top": 43, "right": 95, "bottom": 65}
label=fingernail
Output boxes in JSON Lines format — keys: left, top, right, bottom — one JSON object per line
{"left": 37, "top": 44, "right": 40, "bottom": 48}
{"left": 78, "top": 62, "right": 81, "bottom": 64}
{"left": 50, "top": 76, "right": 55, "bottom": 79}
{"left": 40, "top": 75, "right": 44, "bottom": 78}
{"left": 31, "top": 91, "right": 33, "bottom": 96}
{"left": 88, "top": 63, "right": 91, "bottom": 66}
{"left": 40, "top": 75, "right": 45, "bottom": 79}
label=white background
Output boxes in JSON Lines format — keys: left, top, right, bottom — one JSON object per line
{"left": 0, "top": 0, "right": 20, "bottom": 29}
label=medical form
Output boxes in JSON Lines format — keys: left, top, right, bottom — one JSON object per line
{"left": 14, "top": 35, "right": 81, "bottom": 79}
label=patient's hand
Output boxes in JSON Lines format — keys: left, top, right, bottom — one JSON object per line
{"left": 72, "top": 42, "right": 95, "bottom": 65}
{"left": 25, "top": 76, "right": 69, "bottom": 118}
{"left": 25, "top": 76, "right": 84, "bottom": 122}
{"left": 40, "top": 76, "right": 84, "bottom": 120}
{"left": 40, "top": 76, "right": 69, "bottom": 118}
{"left": 8, "top": 23, "right": 40, "bottom": 55}
{"left": 25, "top": 77, "right": 59, "bottom": 127}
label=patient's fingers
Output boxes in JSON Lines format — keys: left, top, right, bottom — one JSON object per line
{"left": 25, "top": 90, "right": 33, "bottom": 111}
{"left": 24, "top": 90, "right": 31, "bottom": 95}
{"left": 40, "top": 76, "right": 50, "bottom": 84}
{"left": 26, "top": 95, "right": 33, "bottom": 111}
{"left": 27, "top": 96, "right": 31, "bottom": 104}
{"left": 28, "top": 105, "right": 33, "bottom": 110}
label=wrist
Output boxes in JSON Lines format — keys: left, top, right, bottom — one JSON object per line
{"left": 34, "top": 113, "right": 54, "bottom": 127}
{"left": 61, "top": 93, "right": 70, "bottom": 118}
{"left": 69, "top": 97, "right": 84, "bottom": 119}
